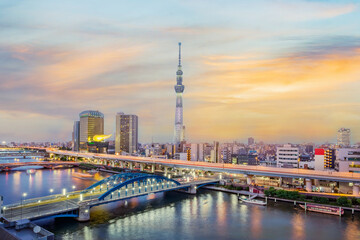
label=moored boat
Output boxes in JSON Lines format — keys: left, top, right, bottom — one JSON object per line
{"left": 239, "top": 195, "right": 267, "bottom": 206}
{"left": 300, "top": 204, "right": 344, "bottom": 216}
{"left": 73, "top": 172, "right": 93, "bottom": 179}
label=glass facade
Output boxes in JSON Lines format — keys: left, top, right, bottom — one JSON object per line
{"left": 79, "top": 110, "right": 104, "bottom": 150}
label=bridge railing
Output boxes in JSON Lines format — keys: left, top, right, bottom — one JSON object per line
{"left": 4, "top": 190, "right": 85, "bottom": 208}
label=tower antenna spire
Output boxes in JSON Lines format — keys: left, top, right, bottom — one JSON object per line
{"left": 178, "top": 42, "right": 181, "bottom": 66}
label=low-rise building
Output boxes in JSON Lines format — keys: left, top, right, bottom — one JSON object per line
{"left": 335, "top": 148, "right": 360, "bottom": 173}
{"left": 231, "top": 153, "right": 258, "bottom": 165}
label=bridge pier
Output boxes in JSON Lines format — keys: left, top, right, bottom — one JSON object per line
{"left": 129, "top": 162, "right": 133, "bottom": 170}
{"left": 76, "top": 204, "right": 90, "bottom": 222}
{"left": 178, "top": 168, "right": 183, "bottom": 176}
{"left": 245, "top": 175, "right": 253, "bottom": 185}
{"left": 353, "top": 184, "right": 360, "bottom": 196}
{"left": 164, "top": 167, "right": 168, "bottom": 176}
{"left": 111, "top": 161, "right": 115, "bottom": 167}
{"left": 305, "top": 179, "right": 312, "bottom": 192}
{"left": 151, "top": 164, "right": 155, "bottom": 173}
{"left": 120, "top": 161, "right": 124, "bottom": 168}
{"left": 278, "top": 177, "right": 282, "bottom": 187}
{"left": 314, "top": 179, "right": 320, "bottom": 187}
{"left": 180, "top": 185, "right": 197, "bottom": 194}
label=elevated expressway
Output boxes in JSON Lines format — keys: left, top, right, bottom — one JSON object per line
{"left": 47, "top": 150, "right": 360, "bottom": 184}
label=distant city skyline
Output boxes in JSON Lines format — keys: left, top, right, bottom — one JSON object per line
{"left": 1, "top": 1, "right": 360, "bottom": 143}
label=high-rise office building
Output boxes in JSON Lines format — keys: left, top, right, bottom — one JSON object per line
{"left": 190, "top": 143, "right": 205, "bottom": 161}
{"left": 211, "top": 141, "right": 220, "bottom": 163}
{"left": 72, "top": 121, "right": 80, "bottom": 151}
{"left": 79, "top": 110, "right": 104, "bottom": 150}
{"left": 174, "top": 42, "right": 185, "bottom": 145}
{"left": 115, "top": 112, "right": 138, "bottom": 154}
{"left": 337, "top": 128, "right": 351, "bottom": 147}
{"left": 190, "top": 143, "right": 199, "bottom": 161}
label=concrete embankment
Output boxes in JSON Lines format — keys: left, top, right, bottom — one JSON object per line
{"left": 203, "top": 186, "right": 259, "bottom": 197}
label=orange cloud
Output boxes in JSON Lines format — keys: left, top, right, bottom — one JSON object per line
{"left": 34, "top": 45, "right": 145, "bottom": 90}
{"left": 183, "top": 48, "right": 360, "bottom": 142}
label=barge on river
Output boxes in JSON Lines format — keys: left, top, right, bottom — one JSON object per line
{"left": 300, "top": 203, "right": 344, "bottom": 216}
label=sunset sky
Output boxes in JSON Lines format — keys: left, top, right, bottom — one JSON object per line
{"left": 1, "top": 0, "right": 360, "bottom": 144}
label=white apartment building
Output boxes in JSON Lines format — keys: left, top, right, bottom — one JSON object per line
{"left": 335, "top": 148, "right": 360, "bottom": 172}
{"left": 276, "top": 144, "right": 299, "bottom": 168}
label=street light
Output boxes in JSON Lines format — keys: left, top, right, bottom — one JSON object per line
{"left": 72, "top": 185, "right": 76, "bottom": 190}
{"left": 21, "top": 192, "right": 27, "bottom": 220}
{"left": 37, "top": 200, "right": 41, "bottom": 215}
{"left": 49, "top": 188, "right": 54, "bottom": 194}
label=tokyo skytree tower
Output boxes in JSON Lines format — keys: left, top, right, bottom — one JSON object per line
{"left": 174, "top": 42, "right": 185, "bottom": 144}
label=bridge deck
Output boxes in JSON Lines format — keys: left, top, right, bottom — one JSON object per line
{"left": 0, "top": 161, "right": 79, "bottom": 170}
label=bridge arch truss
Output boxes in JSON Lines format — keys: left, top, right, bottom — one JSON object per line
{"left": 81, "top": 172, "right": 146, "bottom": 193}
{"left": 98, "top": 175, "right": 181, "bottom": 201}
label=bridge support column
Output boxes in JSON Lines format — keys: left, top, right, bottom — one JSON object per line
{"left": 178, "top": 168, "right": 183, "bottom": 176}
{"left": 140, "top": 163, "right": 144, "bottom": 172}
{"left": 184, "top": 185, "right": 197, "bottom": 194}
{"left": 120, "top": 161, "right": 124, "bottom": 168}
{"left": 245, "top": 175, "right": 253, "bottom": 185}
{"left": 305, "top": 179, "right": 312, "bottom": 192}
{"left": 129, "top": 162, "right": 133, "bottom": 170}
{"left": 279, "top": 177, "right": 282, "bottom": 187}
{"left": 353, "top": 184, "right": 360, "bottom": 196}
{"left": 151, "top": 164, "right": 155, "bottom": 173}
{"left": 111, "top": 161, "right": 115, "bottom": 167}
{"left": 164, "top": 167, "right": 168, "bottom": 176}
{"left": 76, "top": 204, "right": 90, "bottom": 222}
{"left": 314, "top": 179, "right": 320, "bottom": 186}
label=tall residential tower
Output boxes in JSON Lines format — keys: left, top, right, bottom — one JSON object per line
{"left": 174, "top": 42, "right": 185, "bottom": 145}
{"left": 337, "top": 128, "right": 351, "bottom": 147}
{"left": 72, "top": 121, "right": 80, "bottom": 151}
{"left": 115, "top": 112, "right": 138, "bottom": 154}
